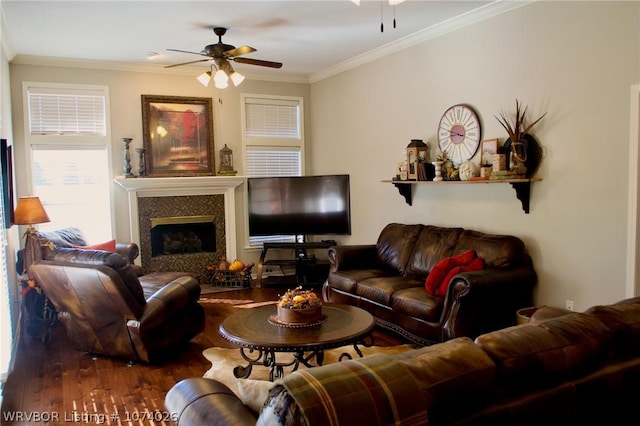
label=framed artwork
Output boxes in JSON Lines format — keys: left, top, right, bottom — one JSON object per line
{"left": 141, "top": 95, "right": 215, "bottom": 177}
{"left": 480, "top": 138, "right": 499, "bottom": 166}
{"left": 1, "top": 140, "right": 14, "bottom": 228}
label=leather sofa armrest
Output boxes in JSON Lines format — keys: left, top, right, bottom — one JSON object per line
{"left": 328, "top": 244, "right": 378, "bottom": 271}
{"left": 116, "top": 242, "right": 143, "bottom": 276}
{"left": 116, "top": 242, "right": 139, "bottom": 264}
{"left": 441, "top": 267, "right": 537, "bottom": 341}
{"left": 139, "top": 275, "right": 201, "bottom": 329}
{"left": 165, "top": 378, "right": 257, "bottom": 426}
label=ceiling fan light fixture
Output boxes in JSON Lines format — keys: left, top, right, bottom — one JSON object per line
{"left": 388, "top": 0, "right": 405, "bottom": 5}
{"left": 196, "top": 70, "right": 212, "bottom": 87}
{"left": 213, "top": 68, "right": 229, "bottom": 89}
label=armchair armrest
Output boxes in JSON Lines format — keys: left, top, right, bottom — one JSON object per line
{"left": 328, "top": 244, "right": 378, "bottom": 271}
{"left": 441, "top": 267, "right": 537, "bottom": 341}
{"left": 116, "top": 242, "right": 139, "bottom": 264}
{"left": 138, "top": 275, "right": 201, "bottom": 329}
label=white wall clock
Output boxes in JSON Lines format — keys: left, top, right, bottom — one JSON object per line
{"left": 437, "top": 104, "right": 482, "bottom": 165}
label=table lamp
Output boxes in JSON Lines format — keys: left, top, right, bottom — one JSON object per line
{"left": 14, "top": 196, "right": 50, "bottom": 275}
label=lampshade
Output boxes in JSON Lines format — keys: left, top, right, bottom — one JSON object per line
{"left": 14, "top": 196, "right": 50, "bottom": 226}
{"left": 213, "top": 69, "right": 229, "bottom": 89}
{"left": 197, "top": 70, "right": 212, "bottom": 87}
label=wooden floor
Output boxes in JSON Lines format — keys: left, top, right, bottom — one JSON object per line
{"left": 1, "top": 287, "right": 404, "bottom": 425}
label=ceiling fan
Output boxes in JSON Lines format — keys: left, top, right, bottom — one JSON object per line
{"left": 165, "top": 27, "right": 282, "bottom": 88}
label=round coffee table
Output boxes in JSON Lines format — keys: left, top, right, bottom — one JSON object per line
{"left": 219, "top": 303, "right": 375, "bottom": 380}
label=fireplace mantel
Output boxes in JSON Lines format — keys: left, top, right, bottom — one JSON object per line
{"left": 114, "top": 175, "right": 246, "bottom": 263}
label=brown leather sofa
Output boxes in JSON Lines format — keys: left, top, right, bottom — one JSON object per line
{"left": 322, "top": 223, "right": 537, "bottom": 345}
{"left": 163, "top": 297, "right": 640, "bottom": 425}
{"left": 27, "top": 229, "right": 204, "bottom": 363}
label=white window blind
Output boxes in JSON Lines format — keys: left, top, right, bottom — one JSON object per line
{"left": 245, "top": 97, "right": 300, "bottom": 138}
{"left": 0, "top": 168, "right": 11, "bottom": 381}
{"left": 27, "top": 87, "right": 106, "bottom": 136}
{"left": 246, "top": 149, "right": 301, "bottom": 177}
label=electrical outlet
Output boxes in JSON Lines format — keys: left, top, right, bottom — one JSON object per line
{"left": 565, "top": 300, "right": 574, "bottom": 311}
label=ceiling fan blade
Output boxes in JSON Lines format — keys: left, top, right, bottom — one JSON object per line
{"left": 167, "top": 48, "right": 209, "bottom": 57}
{"left": 232, "top": 57, "right": 283, "bottom": 69}
{"left": 224, "top": 45, "right": 257, "bottom": 57}
{"left": 164, "top": 58, "right": 211, "bottom": 68}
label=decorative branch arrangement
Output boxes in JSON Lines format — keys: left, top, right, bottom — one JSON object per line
{"left": 495, "top": 99, "right": 547, "bottom": 144}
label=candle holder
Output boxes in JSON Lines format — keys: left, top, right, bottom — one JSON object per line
{"left": 136, "top": 148, "right": 147, "bottom": 177}
{"left": 122, "top": 138, "right": 134, "bottom": 178}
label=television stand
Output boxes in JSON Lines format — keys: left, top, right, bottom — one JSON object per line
{"left": 256, "top": 241, "right": 337, "bottom": 288}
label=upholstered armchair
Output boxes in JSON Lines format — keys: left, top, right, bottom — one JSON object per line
{"left": 27, "top": 231, "right": 204, "bottom": 363}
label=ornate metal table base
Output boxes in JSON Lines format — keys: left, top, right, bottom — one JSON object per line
{"left": 232, "top": 334, "right": 375, "bottom": 381}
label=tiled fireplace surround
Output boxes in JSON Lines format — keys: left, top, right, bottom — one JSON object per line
{"left": 114, "top": 176, "right": 245, "bottom": 281}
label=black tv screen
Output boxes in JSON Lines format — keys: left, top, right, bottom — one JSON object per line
{"left": 248, "top": 175, "right": 351, "bottom": 237}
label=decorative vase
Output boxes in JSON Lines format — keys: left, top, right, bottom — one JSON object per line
{"left": 510, "top": 142, "right": 528, "bottom": 177}
{"left": 121, "top": 138, "right": 134, "bottom": 178}
{"left": 136, "top": 148, "right": 147, "bottom": 177}
{"left": 432, "top": 161, "right": 443, "bottom": 182}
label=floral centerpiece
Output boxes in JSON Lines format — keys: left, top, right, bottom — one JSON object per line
{"left": 274, "top": 286, "right": 324, "bottom": 326}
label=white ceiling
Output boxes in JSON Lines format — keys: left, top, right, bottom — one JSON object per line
{"left": 2, "top": 1, "right": 513, "bottom": 82}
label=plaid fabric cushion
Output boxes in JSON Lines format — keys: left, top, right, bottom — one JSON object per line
{"left": 281, "top": 353, "right": 428, "bottom": 426}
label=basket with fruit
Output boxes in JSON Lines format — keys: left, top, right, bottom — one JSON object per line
{"left": 206, "top": 257, "right": 254, "bottom": 288}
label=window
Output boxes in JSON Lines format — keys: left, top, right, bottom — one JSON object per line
{"left": 1, "top": 169, "right": 11, "bottom": 382}
{"left": 242, "top": 95, "right": 304, "bottom": 246}
{"left": 24, "top": 83, "right": 113, "bottom": 243}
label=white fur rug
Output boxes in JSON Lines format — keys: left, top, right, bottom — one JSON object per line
{"left": 202, "top": 344, "right": 416, "bottom": 399}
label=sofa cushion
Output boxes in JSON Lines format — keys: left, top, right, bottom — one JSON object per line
{"left": 454, "top": 230, "right": 525, "bottom": 269}
{"left": 376, "top": 223, "right": 423, "bottom": 275}
{"left": 391, "top": 287, "right": 444, "bottom": 322}
{"left": 356, "top": 276, "right": 423, "bottom": 306}
{"left": 436, "top": 255, "right": 484, "bottom": 297}
{"left": 425, "top": 249, "right": 476, "bottom": 295}
{"left": 327, "top": 269, "right": 392, "bottom": 295}
{"left": 475, "top": 312, "right": 611, "bottom": 393}
{"left": 406, "top": 225, "right": 464, "bottom": 277}
{"left": 585, "top": 298, "right": 640, "bottom": 355}
{"left": 73, "top": 239, "right": 116, "bottom": 253}
{"left": 397, "top": 337, "right": 497, "bottom": 423}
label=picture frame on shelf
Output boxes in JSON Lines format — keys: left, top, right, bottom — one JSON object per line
{"left": 141, "top": 95, "right": 215, "bottom": 177}
{"left": 480, "top": 138, "right": 499, "bottom": 167}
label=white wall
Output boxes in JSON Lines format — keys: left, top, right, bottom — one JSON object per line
{"left": 309, "top": 1, "right": 640, "bottom": 311}
{"left": 8, "top": 65, "right": 310, "bottom": 264}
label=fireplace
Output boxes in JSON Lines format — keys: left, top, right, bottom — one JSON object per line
{"left": 150, "top": 215, "right": 216, "bottom": 257}
{"left": 114, "top": 176, "right": 245, "bottom": 280}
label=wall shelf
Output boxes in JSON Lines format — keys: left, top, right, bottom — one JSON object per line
{"left": 382, "top": 178, "right": 542, "bottom": 214}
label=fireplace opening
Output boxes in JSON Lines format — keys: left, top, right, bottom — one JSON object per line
{"left": 150, "top": 215, "right": 216, "bottom": 257}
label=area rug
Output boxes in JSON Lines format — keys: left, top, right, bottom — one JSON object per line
{"left": 202, "top": 344, "right": 416, "bottom": 399}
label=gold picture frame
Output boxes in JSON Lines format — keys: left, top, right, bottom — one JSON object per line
{"left": 480, "top": 138, "right": 499, "bottom": 166}
{"left": 141, "top": 95, "right": 215, "bottom": 177}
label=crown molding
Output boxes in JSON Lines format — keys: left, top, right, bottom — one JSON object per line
{"left": 9, "top": 54, "right": 310, "bottom": 85}
{"left": 309, "top": 0, "right": 533, "bottom": 83}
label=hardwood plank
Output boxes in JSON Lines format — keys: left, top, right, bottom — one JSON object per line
{"left": 1, "top": 288, "right": 405, "bottom": 425}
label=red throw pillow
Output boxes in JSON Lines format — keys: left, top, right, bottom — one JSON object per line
{"left": 425, "top": 250, "right": 476, "bottom": 295}
{"left": 73, "top": 239, "right": 117, "bottom": 253}
{"left": 436, "top": 256, "right": 484, "bottom": 296}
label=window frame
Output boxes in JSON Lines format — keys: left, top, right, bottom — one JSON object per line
{"left": 241, "top": 93, "right": 305, "bottom": 248}
{"left": 22, "top": 82, "right": 115, "bottom": 238}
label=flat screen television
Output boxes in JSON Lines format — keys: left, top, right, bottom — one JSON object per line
{"left": 248, "top": 174, "right": 351, "bottom": 237}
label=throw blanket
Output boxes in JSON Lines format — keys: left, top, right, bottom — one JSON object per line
{"left": 281, "top": 353, "right": 428, "bottom": 426}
